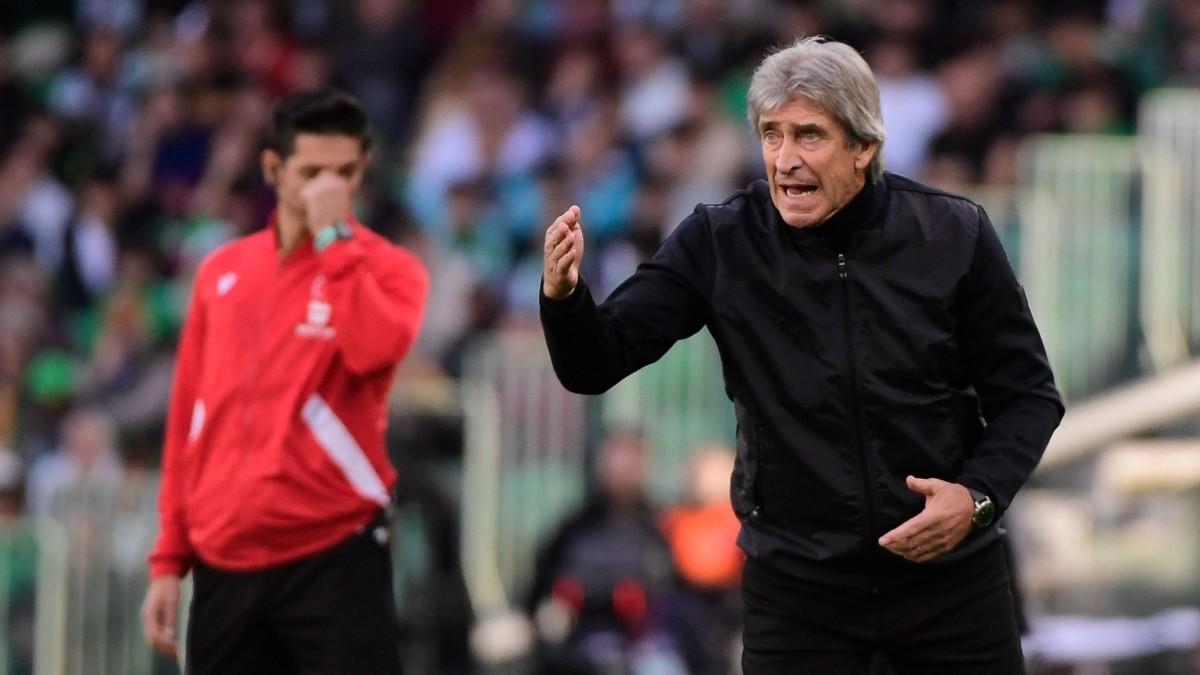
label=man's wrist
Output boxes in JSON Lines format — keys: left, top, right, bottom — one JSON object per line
{"left": 314, "top": 220, "right": 352, "bottom": 252}
{"left": 542, "top": 282, "right": 577, "bottom": 301}
{"left": 540, "top": 276, "right": 588, "bottom": 312}
{"left": 967, "top": 487, "right": 996, "bottom": 529}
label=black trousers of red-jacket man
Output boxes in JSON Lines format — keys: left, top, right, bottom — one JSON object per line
{"left": 185, "top": 516, "right": 402, "bottom": 675}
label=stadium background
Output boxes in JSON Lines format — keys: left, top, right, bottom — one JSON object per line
{"left": 0, "top": 0, "right": 1199, "bottom": 673}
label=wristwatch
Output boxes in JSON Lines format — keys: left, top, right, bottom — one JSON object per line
{"left": 969, "top": 488, "right": 996, "bottom": 529}
{"left": 314, "top": 220, "right": 353, "bottom": 252}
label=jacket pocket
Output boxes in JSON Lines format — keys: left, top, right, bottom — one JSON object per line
{"left": 752, "top": 419, "right": 853, "bottom": 533}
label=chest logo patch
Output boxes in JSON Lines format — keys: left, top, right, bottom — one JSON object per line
{"left": 217, "top": 272, "right": 238, "bottom": 296}
{"left": 307, "top": 300, "right": 331, "bottom": 326}
{"left": 296, "top": 274, "right": 336, "bottom": 339}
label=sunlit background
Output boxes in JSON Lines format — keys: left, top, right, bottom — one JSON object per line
{"left": 0, "top": 0, "right": 1199, "bottom": 673}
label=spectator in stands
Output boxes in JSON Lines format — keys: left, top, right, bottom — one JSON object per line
{"left": 55, "top": 167, "right": 120, "bottom": 312}
{"left": 541, "top": 37, "right": 1063, "bottom": 674}
{"left": 613, "top": 21, "right": 692, "bottom": 142}
{"left": 0, "top": 258, "right": 46, "bottom": 450}
{"left": 332, "top": 0, "right": 431, "bottom": 144}
{"left": 872, "top": 37, "right": 948, "bottom": 178}
{"left": 74, "top": 247, "right": 177, "bottom": 437}
{"left": 25, "top": 406, "right": 123, "bottom": 517}
{"left": 0, "top": 447, "right": 35, "bottom": 675}
{"left": 526, "top": 429, "right": 684, "bottom": 675}
{"left": 46, "top": 24, "right": 136, "bottom": 160}
{"left": 406, "top": 52, "right": 554, "bottom": 231}
{"left": 0, "top": 447, "right": 25, "bottom": 522}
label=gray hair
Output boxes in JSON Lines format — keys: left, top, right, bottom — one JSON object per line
{"left": 747, "top": 36, "right": 887, "bottom": 180}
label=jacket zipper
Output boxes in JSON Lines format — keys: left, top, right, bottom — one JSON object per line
{"left": 837, "top": 253, "right": 880, "bottom": 578}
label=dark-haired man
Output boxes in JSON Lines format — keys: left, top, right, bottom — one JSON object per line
{"left": 141, "top": 88, "right": 428, "bottom": 674}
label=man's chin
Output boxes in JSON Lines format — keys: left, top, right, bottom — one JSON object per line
{"left": 781, "top": 210, "right": 825, "bottom": 229}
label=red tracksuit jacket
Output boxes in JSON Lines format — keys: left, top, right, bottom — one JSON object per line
{"left": 148, "top": 217, "right": 428, "bottom": 577}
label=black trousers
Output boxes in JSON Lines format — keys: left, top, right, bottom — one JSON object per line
{"left": 741, "top": 541, "right": 1025, "bottom": 675}
{"left": 186, "top": 517, "right": 402, "bottom": 675}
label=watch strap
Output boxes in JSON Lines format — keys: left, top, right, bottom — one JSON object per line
{"left": 314, "top": 220, "right": 352, "bottom": 252}
{"left": 968, "top": 488, "right": 996, "bottom": 528}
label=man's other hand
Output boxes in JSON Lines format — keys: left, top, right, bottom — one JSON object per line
{"left": 301, "top": 173, "right": 352, "bottom": 236}
{"left": 878, "top": 476, "right": 974, "bottom": 563}
{"left": 543, "top": 205, "right": 585, "bottom": 300}
{"left": 141, "top": 574, "right": 182, "bottom": 658}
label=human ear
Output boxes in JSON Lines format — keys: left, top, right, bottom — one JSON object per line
{"left": 855, "top": 141, "right": 877, "bottom": 172}
{"left": 261, "top": 149, "right": 282, "bottom": 186}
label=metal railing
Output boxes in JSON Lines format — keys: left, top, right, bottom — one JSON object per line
{"left": 459, "top": 330, "right": 589, "bottom": 616}
{"left": 1139, "top": 88, "right": 1200, "bottom": 368}
{"left": 1017, "top": 134, "right": 1140, "bottom": 400}
{"left": 0, "top": 476, "right": 163, "bottom": 675}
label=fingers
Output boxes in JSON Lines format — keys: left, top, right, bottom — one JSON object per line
{"left": 544, "top": 207, "right": 585, "bottom": 276}
{"left": 143, "top": 615, "right": 177, "bottom": 657}
{"left": 879, "top": 511, "right": 955, "bottom": 562}
{"left": 879, "top": 513, "right": 932, "bottom": 554}
{"left": 550, "top": 229, "right": 578, "bottom": 264}
{"left": 906, "top": 475, "right": 943, "bottom": 496}
{"left": 544, "top": 222, "right": 570, "bottom": 256}
{"left": 880, "top": 481, "right": 975, "bottom": 563}
{"left": 142, "top": 589, "right": 179, "bottom": 658}
{"left": 554, "top": 246, "right": 580, "bottom": 277}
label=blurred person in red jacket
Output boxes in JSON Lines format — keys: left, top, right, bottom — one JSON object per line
{"left": 140, "top": 88, "right": 428, "bottom": 675}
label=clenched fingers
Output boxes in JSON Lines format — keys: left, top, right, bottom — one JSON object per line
{"left": 141, "top": 595, "right": 178, "bottom": 657}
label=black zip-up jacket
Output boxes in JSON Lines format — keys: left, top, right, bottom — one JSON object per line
{"left": 540, "top": 173, "right": 1064, "bottom": 589}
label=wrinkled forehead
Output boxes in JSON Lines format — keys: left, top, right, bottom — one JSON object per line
{"left": 758, "top": 96, "right": 842, "bottom": 130}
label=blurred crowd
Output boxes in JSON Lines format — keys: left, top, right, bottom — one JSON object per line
{"left": 0, "top": 0, "right": 1196, "bottom": 633}
{"left": 0, "top": 0, "right": 1193, "bottom": 672}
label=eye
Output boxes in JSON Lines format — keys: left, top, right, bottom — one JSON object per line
{"left": 300, "top": 168, "right": 319, "bottom": 180}
{"left": 803, "top": 131, "right": 821, "bottom": 142}
{"left": 762, "top": 129, "right": 780, "bottom": 143}
{"left": 338, "top": 166, "right": 356, "bottom": 179}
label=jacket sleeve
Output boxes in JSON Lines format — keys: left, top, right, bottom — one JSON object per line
{"left": 148, "top": 275, "right": 205, "bottom": 578}
{"left": 319, "top": 237, "right": 430, "bottom": 375}
{"left": 540, "top": 208, "right": 713, "bottom": 395}
{"left": 954, "top": 206, "right": 1065, "bottom": 512}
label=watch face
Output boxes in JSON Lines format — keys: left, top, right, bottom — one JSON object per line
{"left": 973, "top": 499, "right": 996, "bottom": 528}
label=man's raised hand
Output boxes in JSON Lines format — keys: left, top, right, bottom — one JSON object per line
{"left": 543, "top": 205, "right": 585, "bottom": 300}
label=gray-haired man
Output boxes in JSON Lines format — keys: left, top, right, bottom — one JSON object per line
{"left": 539, "top": 37, "right": 1063, "bottom": 674}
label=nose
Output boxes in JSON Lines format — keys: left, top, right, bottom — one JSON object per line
{"left": 775, "top": 136, "right": 803, "bottom": 174}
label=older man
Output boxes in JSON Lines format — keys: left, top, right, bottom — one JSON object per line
{"left": 539, "top": 37, "right": 1063, "bottom": 674}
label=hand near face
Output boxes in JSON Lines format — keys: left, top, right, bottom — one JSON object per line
{"left": 543, "top": 205, "right": 585, "bottom": 300}
{"left": 878, "top": 476, "right": 975, "bottom": 563}
{"left": 300, "top": 173, "right": 352, "bottom": 237}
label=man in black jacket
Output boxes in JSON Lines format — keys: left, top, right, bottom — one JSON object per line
{"left": 539, "top": 36, "right": 1063, "bottom": 674}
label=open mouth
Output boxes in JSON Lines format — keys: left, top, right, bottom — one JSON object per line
{"left": 781, "top": 184, "right": 818, "bottom": 197}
